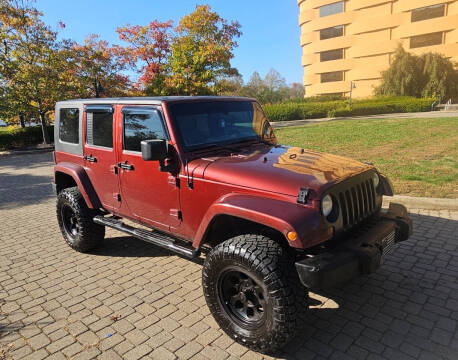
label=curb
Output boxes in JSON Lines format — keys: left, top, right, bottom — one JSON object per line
{"left": 270, "top": 111, "right": 458, "bottom": 129}
{"left": 0, "top": 147, "right": 54, "bottom": 157}
{"left": 383, "top": 195, "right": 458, "bottom": 211}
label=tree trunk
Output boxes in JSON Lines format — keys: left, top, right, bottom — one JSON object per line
{"left": 19, "top": 114, "right": 26, "bottom": 128}
{"left": 39, "top": 112, "right": 51, "bottom": 144}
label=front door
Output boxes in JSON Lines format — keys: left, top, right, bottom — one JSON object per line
{"left": 83, "top": 104, "right": 119, "bottom": 211}
{"left": 117, "top": 106, "right": 180, "bottom": 231}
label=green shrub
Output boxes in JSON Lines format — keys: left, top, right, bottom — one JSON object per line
{"left": 0, "top": 125, "right": 54, "bottom": 151}
{"left": 263, "top": 96, "right": 434, "bottom": 122}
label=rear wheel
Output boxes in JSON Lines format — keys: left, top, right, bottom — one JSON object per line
{"left": 202, "top": 234, "right": 302, "bottom": 353}
{"left": 56, "top": 187, "right": 104, "bottom": 252}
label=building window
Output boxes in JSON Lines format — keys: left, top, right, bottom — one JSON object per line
{"left": 320, "top": 1, "right": 344, "bottom": 17}
{"left": 320, "top": 48, "right": 344, "bottom": 62}
{"left": 320, "top": 25, "right": 344, "bottom": 40}
{"left": 410, "top": 32, "right": 443, "bottom": 49}
{"left": 321, "top": 71, "right": 344, "bottom": 83}
{"left": 411, "top": 4, "right": 445, "bottom": 22}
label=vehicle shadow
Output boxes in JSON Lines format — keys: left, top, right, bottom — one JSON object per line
{"left": 276, "top": 212, "right": 458, "bottom": 360}
{"left": 90, "top": 236, "right": 205, "bottom": 265}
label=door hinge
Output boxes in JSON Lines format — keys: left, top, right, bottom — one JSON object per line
{"left": 170, "top": 209, "right": 182, "bottom": 220}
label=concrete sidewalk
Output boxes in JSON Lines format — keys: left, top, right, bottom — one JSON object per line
{"left": 383, "top": 195, "right": 458, "bottom": 211}
{"left": 271, "top": 111, "right": 458, "bottom": 128}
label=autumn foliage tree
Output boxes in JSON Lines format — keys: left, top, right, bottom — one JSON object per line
{"left": 0, "top": 1, "right": 246, "bottom": 146}
{"left": 70, "top": 34, "right": 131, "bottom": 98}
{"left": 167, "top": 5, "right": 242, "bottom": 95}
{"left": 116, "top": 5, "right": 242, "bottom": 96}
{"left": 116, "top": 20, "right": 173, "bottom": 94}
{"left": 0, "top": 0, "right": 75, "bottom": 143}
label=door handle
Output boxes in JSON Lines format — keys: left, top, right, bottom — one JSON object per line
{"left": 118, "top": 162, "right": 134, "bottom": 171}
{"left": 83, "top": 155, "right": 97, "bottom": 163}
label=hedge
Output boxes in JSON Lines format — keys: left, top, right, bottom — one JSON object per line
{"left": 263, "top": 96, "right": 434, "bottom": 122}
{"left": 0, "top": 125, "right": 54, "bottom": 151}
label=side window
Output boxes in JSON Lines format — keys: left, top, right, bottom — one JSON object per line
{"left": 123, "top": 108, "right": 166, "bottom": 152}
{"left": 59, "top": 108, "right": 79, "bottom": 144}
{"left": 86, "top": 108, "right": 113, "bottom": 148}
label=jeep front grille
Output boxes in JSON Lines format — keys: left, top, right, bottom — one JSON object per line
{"left": 337, "top": 179, "right": 377, "bottom": 228}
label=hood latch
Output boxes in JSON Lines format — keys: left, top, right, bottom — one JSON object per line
{"left": 297, "top": 187, "right": 310, "bottom": 204}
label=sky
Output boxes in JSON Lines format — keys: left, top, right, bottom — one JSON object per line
{"left": 36, "top": 0, "right": 303, "bottom": 85}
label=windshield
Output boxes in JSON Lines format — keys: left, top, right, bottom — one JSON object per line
{"left": 169, "top": 101, "right": 277, "bottom": 151}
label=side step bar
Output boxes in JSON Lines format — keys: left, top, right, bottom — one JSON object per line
{"left": 93, "top": 216, "right": 200, "bottom": 259}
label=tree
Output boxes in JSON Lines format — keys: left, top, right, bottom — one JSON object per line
{"left": 238, "top": 69, "right": 301, "bottom": 104}
{"left": 375, "top": 45, "right": 458, "bottom": 100}
{"left": 289, "top": 82, "right": 305, "bottom": 99}
{"left": 213, "top": 74, "right": 243, "bottom": 95}
{"left": 0, "top": 0, "right": 74, "bottom": 143}
{"left": 116, "top": 20, "right": 173, "bottom": 94}
{"left": 70, "top": 34, "right": 131, "bottom": 98}
{"left": 167, "top": 5, "right": 242, "bottom": 95}
{"left": 242, "top": 71, "right": 265, "bottom": 98}
{"left": 375, "top": 46, "right": 424, "bottom": 97}
{"left": 421, "top": 52, "right": 458, "bottom": 100}
{"left": 262, "top": 68, "right": 288, "bottom": 103}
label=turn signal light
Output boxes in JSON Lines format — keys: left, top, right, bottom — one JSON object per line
{"left": 287, "top": 231, "right": 298, "bottom": 242}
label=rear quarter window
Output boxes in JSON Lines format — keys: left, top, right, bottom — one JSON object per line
{"left": 59, "top": 108, "right": 79, "bottom": 144}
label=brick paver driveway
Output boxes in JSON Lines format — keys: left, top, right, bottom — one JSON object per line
{"left": 1, "top": 152, "right": 457, "bottom": 360}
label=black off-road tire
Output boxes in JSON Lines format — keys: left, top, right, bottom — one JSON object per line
{"left": 202, "top": 234, "right": 302, "bottom": 353}
{"left": 56, "top": 186, "right": 105, "bottom": 252}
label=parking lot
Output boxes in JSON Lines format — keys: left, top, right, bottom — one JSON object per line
{"left": 0, "top": 152, "right": 457, "bottom": 360}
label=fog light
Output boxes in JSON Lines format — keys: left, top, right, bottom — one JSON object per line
{"left": 287, "top": 231, "right": 298, "bottom": 242}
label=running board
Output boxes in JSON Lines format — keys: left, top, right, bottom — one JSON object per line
{"left": 93, "top": 216, "right": 200, "bottom": 259}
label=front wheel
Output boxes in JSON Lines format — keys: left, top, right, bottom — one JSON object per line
{"left": 202, "top": 234, "right": 301, "bottom": 353}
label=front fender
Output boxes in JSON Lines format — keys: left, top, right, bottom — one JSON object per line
{"left": 192, "top": 193, "right": 331, "bottom": 249}
{"left": 54, "top": 162, "right": 101, "bottom": 209}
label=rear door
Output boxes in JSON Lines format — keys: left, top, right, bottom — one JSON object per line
{"left": 83, "top": 104, "right": 120, "bottom": 211}
{"left": 117, "top": 106, "right": 180, "bottom": 231}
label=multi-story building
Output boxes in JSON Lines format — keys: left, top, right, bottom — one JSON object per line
{"left": 297, "top": 0, "right": 458, "bottom": 97}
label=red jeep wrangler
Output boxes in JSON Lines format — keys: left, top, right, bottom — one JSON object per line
{"left": 53, "top": 96, "right": 411, "bottom": 352}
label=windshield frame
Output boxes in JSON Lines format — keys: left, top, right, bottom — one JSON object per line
{"left": 166, "top": 99, "right": 277, "bottom": 153}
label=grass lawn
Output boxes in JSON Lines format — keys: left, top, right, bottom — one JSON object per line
{"left": 275, "top": 117, "right": 458, "bottom": 199}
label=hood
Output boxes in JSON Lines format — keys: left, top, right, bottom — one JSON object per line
{"left": 191, "top": 146, "right": 373, "bottom": 197}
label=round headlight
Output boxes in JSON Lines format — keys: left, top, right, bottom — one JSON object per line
{"left": 321, "top": 195, "right": 333, "bottom": 217}
{"left": 372, "top": 173, "right": 380, "bottom": 188}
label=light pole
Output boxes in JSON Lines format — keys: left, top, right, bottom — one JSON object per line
{"left": 349, "top": 81, "right": 356, "bottom": 110}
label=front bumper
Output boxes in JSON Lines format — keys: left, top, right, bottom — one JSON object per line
{"left": 295, "top": 202, "right": 412, "bottom": 289}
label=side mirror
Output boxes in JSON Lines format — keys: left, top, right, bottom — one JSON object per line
{"left": 141, "top": 139, "right": 168, "bottom": 161}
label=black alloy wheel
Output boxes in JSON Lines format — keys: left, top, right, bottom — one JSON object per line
{"left": 61, "top": 204, "right": 80, "bottom": 239}
{"left": 218, "top": 268, "right": 266, "bottom": 327}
